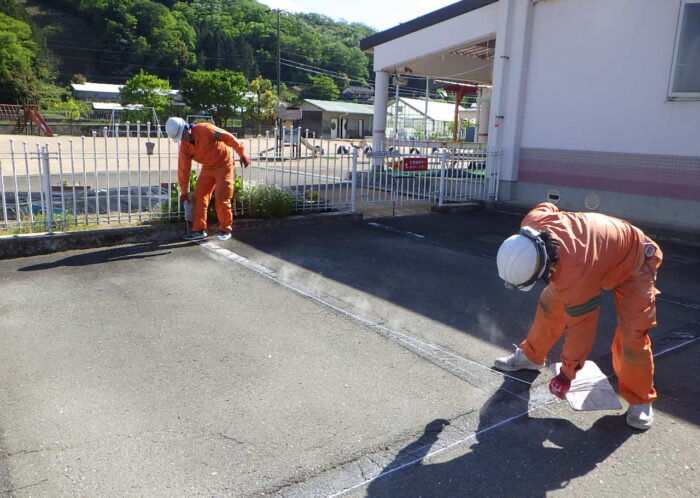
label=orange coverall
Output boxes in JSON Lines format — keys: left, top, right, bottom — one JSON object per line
{"left": 518, "top": 203, "right": 662, "bottom": 405}
{"left": 177, "top": 123, "right": 246, "bottom": 233}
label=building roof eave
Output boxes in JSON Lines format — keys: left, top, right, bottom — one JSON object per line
{"left": 360, "top": 0, "right": 498, "bottom": 51}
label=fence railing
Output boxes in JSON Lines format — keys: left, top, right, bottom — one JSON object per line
{"left": 0, "top": 124, "right": 496, "bottom": 234}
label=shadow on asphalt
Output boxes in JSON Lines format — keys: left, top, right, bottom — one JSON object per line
{"left": 16, "top": 242, "right": 192, "bottom": 271}
{"left": 365, "top": 376, "right": 635, "bottom": 497}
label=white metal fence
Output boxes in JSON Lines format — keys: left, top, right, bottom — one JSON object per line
{"left": 0, "top": 124, "right": 497, "bottom": 234}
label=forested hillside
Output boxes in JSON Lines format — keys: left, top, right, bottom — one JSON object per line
{"left": 1, "top": 0, "right": 375, "bottom": 103}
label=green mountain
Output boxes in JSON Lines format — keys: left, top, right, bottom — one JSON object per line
{"left": 1, "top": 0, "right": 375, "bottom": 102}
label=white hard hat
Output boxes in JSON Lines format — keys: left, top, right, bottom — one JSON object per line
{"left": 496, "top": 226, "right": 548, "bottom": 292}
{"left": 165, "top": 117, "right": 187, "bottom": 142}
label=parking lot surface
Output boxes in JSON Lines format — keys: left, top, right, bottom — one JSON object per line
{"left": 1, "top": 209, "right": 698, "bottom": 496}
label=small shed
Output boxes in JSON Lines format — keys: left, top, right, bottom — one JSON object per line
{"left": 299, "top": 99, "right": 374, "bottom": 139}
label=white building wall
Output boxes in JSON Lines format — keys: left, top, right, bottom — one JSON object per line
{"left": 521, "top": 0, "right": 700, "bottom": 156}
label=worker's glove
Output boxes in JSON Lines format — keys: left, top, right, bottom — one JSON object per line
{"left": 180, "top": 193, "right": 189, "bottom": 203}
{"left": 549, "top": 373, "right": 571, "bottom": 399}
{"left": 240, "top": 155, "right": 250, "bottom": 168}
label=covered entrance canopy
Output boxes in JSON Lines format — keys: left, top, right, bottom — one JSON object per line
{"left": 361, "top": 0, "right": 500, "bottom": 153}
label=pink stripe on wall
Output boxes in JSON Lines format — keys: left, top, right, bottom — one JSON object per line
{"left": 519, "top": 159, "right": 700, "bottom": 201}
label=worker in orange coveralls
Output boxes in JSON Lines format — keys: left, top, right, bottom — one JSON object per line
{"left": 493, "top": 202, "right": 662, "bottom": 430}
{"left": 166, "top": 117, "right": 250, "bottom": 241}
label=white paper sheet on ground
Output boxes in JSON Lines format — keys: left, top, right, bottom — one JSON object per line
{"left": 550, "top": 361, "right": 622, "bottom": 411}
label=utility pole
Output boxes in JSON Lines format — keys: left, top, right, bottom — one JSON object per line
{"left": 275, "top": 8, "right": 282, "bottom": 155}
{"left": 277, "top": 9, "right": 281, "bottom": 97}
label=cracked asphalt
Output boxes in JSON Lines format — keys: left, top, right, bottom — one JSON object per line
{"left": 1, "top": 209, "right": 698, "bottom": 497}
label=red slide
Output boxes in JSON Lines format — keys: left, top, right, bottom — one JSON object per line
{"left": 26, "top": 108, "right": 57, "bottom": 136}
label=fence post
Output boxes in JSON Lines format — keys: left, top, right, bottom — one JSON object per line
{"left": 40, "top": 144, "right": 54, "bottom": 234}
{"left": 486, "top": 145, "right": 500, "bottom": 201}
{"left": 438, "top": 150, "right": 447, "bottom": 207}
{"left": 351, "top": 147, "right": 358, "bottom": 212}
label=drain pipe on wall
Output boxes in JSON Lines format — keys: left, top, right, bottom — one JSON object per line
{"left": 487, "top": 0, "right": 514, "bottom": 202}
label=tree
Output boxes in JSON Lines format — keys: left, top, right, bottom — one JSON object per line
{"left": 0, "top": 13, "right": 40, "bottom": 102}
{"left": 245, "top": 76, "right": 279, "bottom": 135}
{"left": 119, "top": 69, "right": 171, "bottom": 115}
{"left": 179, "top": 69, "right": 247, "bottom": 126}
{"left": 50, "top": 97, "right": 86, "bottom": 134}
{"left": 301, "top": 75, "right": 339, "bottom": 101}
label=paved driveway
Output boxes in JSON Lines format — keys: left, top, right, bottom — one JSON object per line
{"left": 1, "top": 210, "right": 698, "bottom": 496}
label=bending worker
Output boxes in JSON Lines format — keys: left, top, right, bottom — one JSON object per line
{"left": 494, "top": 202, "right": 662, "bottom": 430}
{"left": 166, "top": 117, "right": 250, "bottom": 241}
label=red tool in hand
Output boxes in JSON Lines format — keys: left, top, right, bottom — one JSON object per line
{"left": 549, "top": 372, "right": 571, "bottom": 399}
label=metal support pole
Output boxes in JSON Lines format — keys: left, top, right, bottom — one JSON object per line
{"left": 351, "top": 147, "right": 358, "bottom": 212}
{"left": 424, "top": 77, "right": 430, "bottom": 141}
{"left": 40, "top": 144, "right": 54, "bottom": 233}
{"left": 438, "top": 151, "right": 447, "bottom": 207}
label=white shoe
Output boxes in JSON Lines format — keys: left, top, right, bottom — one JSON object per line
{"left": 215, "top": 230, "right": 231, "bottom": 241}
{"left": 493, "top": 345, "right": 545, "bottom": 372}
{"left": 626, "top": 403, "right": 653, "bottom": 430}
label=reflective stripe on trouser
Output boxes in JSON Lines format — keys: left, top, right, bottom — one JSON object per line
{"left": 192, "top": 163, "right": 234, "bottom": 232}
{"left": 612, "top": 240, "right": 662, "bottom": 405}
{"left": 519, "top": 285, "right": 601, "bottom": 380}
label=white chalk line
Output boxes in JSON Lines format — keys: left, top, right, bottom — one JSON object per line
{"left": 326, "top": 399, "right": 556, "bottom": 497}
{"left": 200, "top": 241, "right": 535, "bottom": 388}
{"left": 653, "top": 335, "right": 700, "bottom": 358}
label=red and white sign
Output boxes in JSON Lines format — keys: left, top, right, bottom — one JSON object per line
{"left": 402, "top": 157, "right": 429, "bottom": 171}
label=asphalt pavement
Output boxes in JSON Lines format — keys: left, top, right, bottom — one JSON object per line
{"left": 1, "top": 208, "right": 698, "bottom": 497}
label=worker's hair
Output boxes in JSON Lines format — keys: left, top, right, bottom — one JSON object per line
{"left": 540, "top": 230, "right": 559, "bottom": 283}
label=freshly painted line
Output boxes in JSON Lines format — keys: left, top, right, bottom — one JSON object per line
{"left": 327, "top": 399, "right": 555, "bottom": 497}
{"left": 653, "top": 336, "right": 700, "bottom": 358}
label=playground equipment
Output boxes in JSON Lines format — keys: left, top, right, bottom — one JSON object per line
{"left": 258, "top": 127, "right": 323, "bottom": 161}
{"left": 108, "top": 106, "right": 163, "bottom": 137}
{"left": 0, "top": 104, "right": 56, "bottom": 136}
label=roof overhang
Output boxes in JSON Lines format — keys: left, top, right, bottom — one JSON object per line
{"left": 361, "top": 0, "right": 499, "bottom": 85}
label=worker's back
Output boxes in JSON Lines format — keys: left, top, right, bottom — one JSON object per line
{"left": 179, "top": 123, "right": 233, "bottom": 169}
{"left": 522, "top": 203, "right": 646, "bottom": 293}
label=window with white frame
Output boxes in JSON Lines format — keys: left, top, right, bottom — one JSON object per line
{"left": 669, "top": 0, "right": 700, "bottom": 99}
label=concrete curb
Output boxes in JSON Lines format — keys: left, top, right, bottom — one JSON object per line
{"left": 0, "top": 211, "right": 363, "bottom": 260}
{"left": 431, "top": 201, "right": 483, "bottom": 213}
